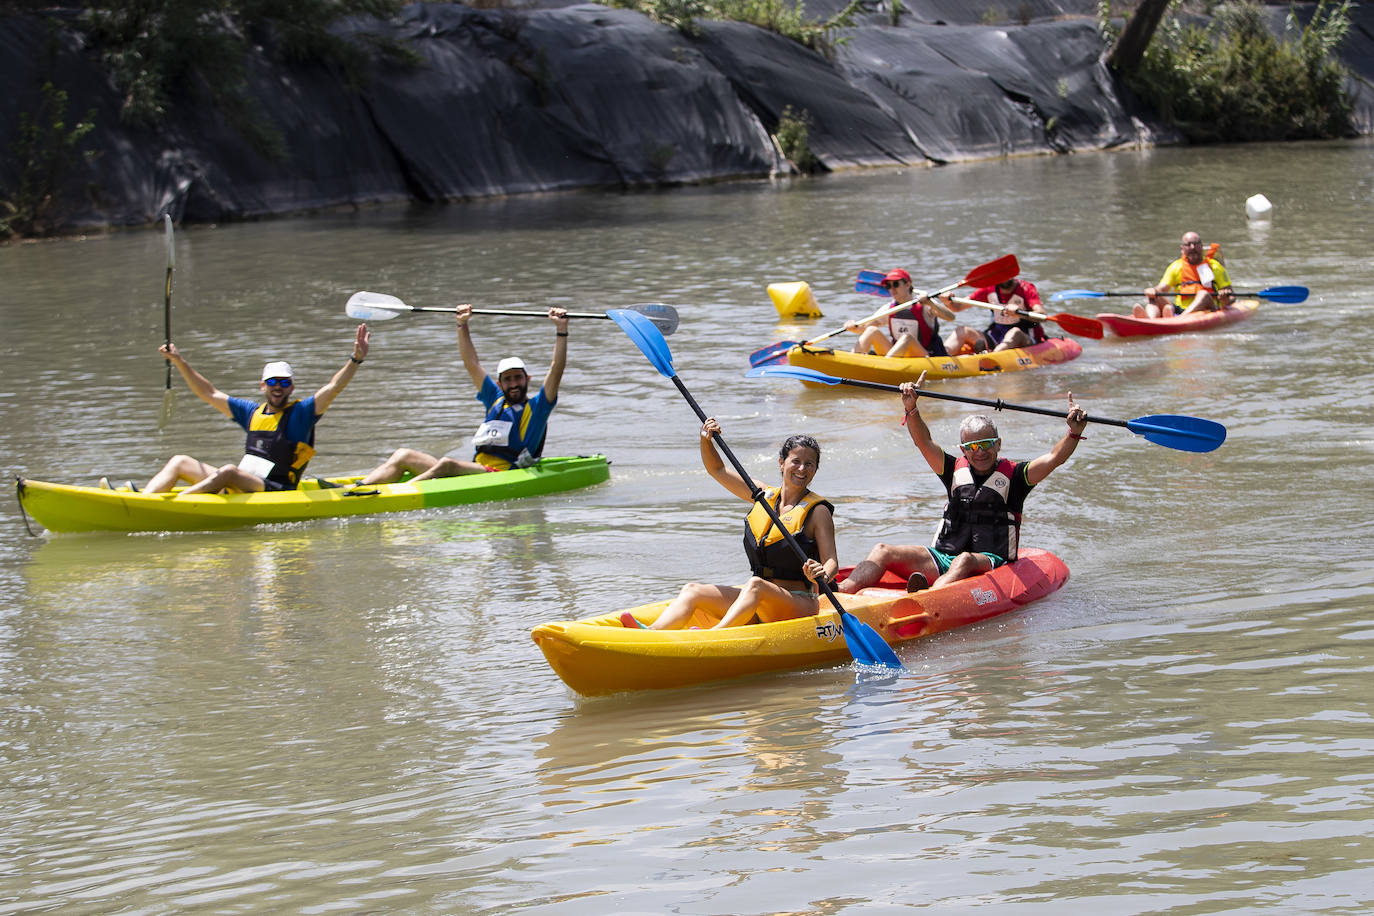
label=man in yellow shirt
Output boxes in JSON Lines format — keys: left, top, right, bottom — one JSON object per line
{"left": 1140, "top": 231, "right": 1234, "bottom": 318}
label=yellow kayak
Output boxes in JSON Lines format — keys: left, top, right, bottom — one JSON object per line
{"left": 532, "top": 549, "right": 1068, "bottom": 695}
{"left": 786, "top": 338, "right": 1082, "bottom": 385}
{"left": 15, "top": 454, "right": 610, "bottom": 534}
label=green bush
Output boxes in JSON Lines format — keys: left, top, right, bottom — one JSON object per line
{"left": 1124, "top": 0, "right": 1353, "bottom": 141}
{"left": 82, "top": 0, "right": 415, "bottom": 153}
{"left": 609, "top": 0, "right": 863, "bottom": 54}
{"left": 775, "top": 104, "right": 819, "bottom": 173}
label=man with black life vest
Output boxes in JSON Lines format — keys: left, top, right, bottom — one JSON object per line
{"left": 942, "top": 275, "right": 1049, "bottom": 353}
{"left": 357, "top": 303, "right": 568, "bottom": 485}
{"left": 835, "top": 370, "right": 1087, "bottom": 594}
{"left": 143, "top": 324, "right": 371, "bottom": 496}
{"left": 844, "top": 268, "right": 957, "bottom": 358}
{"left": 1139, "top": 230, "right": 1234, "bottom": 318}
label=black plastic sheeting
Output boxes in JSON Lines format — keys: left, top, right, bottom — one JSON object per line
{"left": 0, "top": 1, "right": 1369, "bottom": 229}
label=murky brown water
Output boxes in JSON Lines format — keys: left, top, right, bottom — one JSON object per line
{"left": 2, "top": 139, "right": 1372, "bottom": 913}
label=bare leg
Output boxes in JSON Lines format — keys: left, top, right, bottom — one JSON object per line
{"left": 358, "top": 448, "right": 440, "bottom": 485}
{"left": 145, "top": 455, "right": 216, "bottom": 493}
{"left": 410, "top": 456, "right": 493, "bottom": 482}
{"left": 930, "top": 551, "right": 994, "bottom": 588}
{"left": 993, "top": 328, "right": 1032, "bottom": 352}
{"left": 650, "top": 582, "right": 739, "bottom": 630}
{"left": 887, "top": 333, "right": 929, "bottom": 358}
{"left": 1177, "top": 289, "right": 1216, "bottom": 317}
{"left": 837, "top": 543, "right": 937, "bottom": 593}
{"left": 177, "top": 464, "right": 267, "bottom": 497}
{"left": 853, "top": 326, "right": 891, "bottom": 355}
{"left": 712, "top": 577, "right": 816, "bottom": 629}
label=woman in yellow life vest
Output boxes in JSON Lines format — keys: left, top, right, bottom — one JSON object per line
{"left": 623, "top": 418, "right": 838, "bottom": 631}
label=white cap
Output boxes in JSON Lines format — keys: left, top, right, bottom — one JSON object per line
{"left": 262, "top": 360, "right": 293, "bottom": 381}
{"left": 496, "top": 357, "right": 527, "bottom": 377}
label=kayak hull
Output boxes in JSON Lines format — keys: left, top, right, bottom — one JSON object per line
{"left": 1096, "top": 299, "right": 1259, "bottom": 337}
{"left": 531, "top": 548, "right": 1069, "bottom": 696}
{"left": 15, "top": 454, "right": 610, "bottom": 533}
{"left": 785, "top": 338, "right": 1081, "bottom": 384}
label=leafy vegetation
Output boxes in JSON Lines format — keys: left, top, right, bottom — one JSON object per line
{"left": 1108, "top": 0, "right": 1353, "bottom": 141}
{"left": 608, "top": 0, "right": 865, "bottom": 54}
{"left": 775, "top": 104, "right": 819, "bottom": 173}
{"left": 83, "top": 0, "right": 416, "bottom": 146}
{"left": 2, "top": 29, "right": 96, "bottom": 241}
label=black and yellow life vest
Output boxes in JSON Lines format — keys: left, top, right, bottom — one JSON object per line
{"left": 244, "top": 401, "right": 316, "bottom": 489}
{"left": 932, "top": 457, "right": 1021, "bottom": 560}
{"left": 742, "top": 488, "right": 833, "bottom": 582}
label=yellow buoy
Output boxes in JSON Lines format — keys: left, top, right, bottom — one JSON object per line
{"left": 767, "top": 281, "right": 823, "bottom": 318}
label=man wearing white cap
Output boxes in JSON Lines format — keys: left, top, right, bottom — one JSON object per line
{"left": 142, "top": 324, "right": 370, "bottom": 495}
{"left": 358, "top": 304, "right": 568, "bottom": 484}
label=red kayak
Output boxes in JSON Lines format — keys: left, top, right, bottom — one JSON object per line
{"left": 1096, "top": 299, "right": 1258, "bottom": 338}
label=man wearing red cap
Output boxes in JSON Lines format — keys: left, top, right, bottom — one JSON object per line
{"left": 358, "top": 304, "right": 569, "bottom": 484}
{"left": 845, "top": 268, "right": 955, "bottom": 358}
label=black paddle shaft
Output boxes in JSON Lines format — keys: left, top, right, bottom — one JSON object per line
{"left": 669, "top": 375, "right": 850, "bottom": 615}
{"left": 838, "top": 376, "right": 1131, "bottom": 431}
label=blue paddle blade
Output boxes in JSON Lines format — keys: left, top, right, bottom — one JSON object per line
{"left": 856, "top": 269, "right": 886, "bottom": 285}
{"left": 854, "top": 280, "right": 887, "bottom": 297}
{"left": 745, "top": 365, "right": 841, "bottom": 385}
{"left": 747, "top": 341, "right": 802, "bottom": 368}
{"left": 1050, "top": 289, "right": 1109, "bottom": 301}
{"left": 1125, "top": 414, "right": 1227, "bottom": 453}
{"left": 841, "top": 609, "right": 902, "bottom": 668}
{"left": 608, "top": 308, "right": 676, "bottom": 379}
{"left": 1257, "top": 285, "right": 1308, "bottom": 303}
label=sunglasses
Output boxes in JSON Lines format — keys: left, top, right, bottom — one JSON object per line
{"left": 959, "top": 437, "right": 1000, "bottom": 452}
{"left": 264, "top": 377, "right": 293, "bottom": 388}
{"left": 882, "top": 280, "right": 909, "bottom": 290}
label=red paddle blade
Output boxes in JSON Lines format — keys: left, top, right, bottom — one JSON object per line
{"left": 961, "top": 254, "right": 1020, "bottom": 290}
{"left": 1050, "top": 312, "right": 1105, "bottom": 339}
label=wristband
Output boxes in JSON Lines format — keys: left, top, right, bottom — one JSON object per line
{"left": 349, "top": 355, "right": 363, "bottom": 364}
{"left": 556, "top": 331, "right": 568, "bottom": 337}
{"left": 1069, "top": 433, "right": 1085, "bottom": 440}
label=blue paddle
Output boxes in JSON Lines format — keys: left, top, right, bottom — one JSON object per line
{"left": 608, "top": 308, "right": 903, "bottom": 669}
{"left": 1050, "top": 285, "right": 1308, "bottom": 304}
{"left": 746, "top": 365, "right": 1227, "bottom": 454}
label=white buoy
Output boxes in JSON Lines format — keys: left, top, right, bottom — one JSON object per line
{"left": 1245, "top": 193, "right": 1273, "bottom": 220}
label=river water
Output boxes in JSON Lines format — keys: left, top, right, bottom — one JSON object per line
{"left": 2, "top": 140, "right": 1372, "bottom": 913}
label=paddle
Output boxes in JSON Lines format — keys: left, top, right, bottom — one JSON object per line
{"left": 748, "top": 254, "right": 1020, "bottom": 369}
{"left": 746, "top": 365, "right": 1227, "bottom": 453}
{"left": 946, "top": 295, "right": 1105, "bottom": 340}
{"left": 345, "top": 291, "right": 680, "bottom": 336}
{"left": 608, "top": 308, "right": 903, "bottom": 669}
{"left": 1050, "top": 285, "right": 1308, "bottom": 304}
{"left": 156, "top": 214, "right": 175, "bottom": 431}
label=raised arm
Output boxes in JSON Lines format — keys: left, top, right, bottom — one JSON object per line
{"left": 311, "top": 323, "right": 370, "bottom": 414}
{"left": 1025, "top": 391, "right": 1088, "bottom": 485}
{"left": 454, "top": 305, "right": 487, "bottom": 389}
{"left": 698, "top": 418, "right": 753, "bottom": 501}
{"left": 161, "top": 343, "right": 232, "bottom": 418}
{"left": 541, "top": 307, "right": 570, "bottom": 401}
{"left": 900, "top": 372, "right": 950, "bottom": 474}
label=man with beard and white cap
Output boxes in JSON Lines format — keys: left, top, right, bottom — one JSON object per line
{"left": 357, "top": 304, "right": 569, "bottom": 484}
{"left": 142, "top": 323, "right": 371, "bottom": 496}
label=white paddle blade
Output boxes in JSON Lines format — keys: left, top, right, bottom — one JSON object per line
{"left": 345, "top": 290, "right": 409, "bottom": 321}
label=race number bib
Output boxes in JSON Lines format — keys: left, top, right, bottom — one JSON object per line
{"left": 471, "top": 419, "right": 512, "bottom": 449}
{"left": 237, "top": 454, "right": 276, "bottom": 479}
{"left": 1196, "top": 263, "right": 1215, "bottom": 288}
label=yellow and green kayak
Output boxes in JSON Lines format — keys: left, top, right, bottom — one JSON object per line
{"left": 16, "top": 454, "right": 610, "bottom": 534}
{"left": 785, "top": 338, "right": 1082, "bottom": 385}
{"left": 532, "top": 548, "right": 1069, "bottom": 695}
